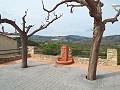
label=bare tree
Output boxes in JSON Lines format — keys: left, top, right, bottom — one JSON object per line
{"left": 0, "top": 11, "right": 62, "bottom": 68}
{"left": 42, "top": 0, "right": 120, "bottom": 80}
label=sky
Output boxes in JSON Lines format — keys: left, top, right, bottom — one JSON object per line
{"left": 0, "top": 0, "right": 120, "bottom": 37}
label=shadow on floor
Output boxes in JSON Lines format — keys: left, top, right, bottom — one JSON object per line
{"left": 28, "top": 63, "right": 48, "bottom": 68}
{"left": 97, "top": 71, "right": 120, "bottom": 79}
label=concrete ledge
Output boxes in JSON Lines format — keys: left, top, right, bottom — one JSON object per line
{"left": 0, "top": 54, "right": 31, "bottom": 64}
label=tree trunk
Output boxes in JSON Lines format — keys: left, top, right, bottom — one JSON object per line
{"left": 87, "top": 23, "right": 104, "bottom": 80}
{"left": 21, "top": 32, "right": 28, "bottom": 68}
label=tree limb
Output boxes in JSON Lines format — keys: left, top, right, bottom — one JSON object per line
{"left": 112, "top": 4, "right": 120, "bottom": 12}
{"left": 26, "top": 25, "right": 34, "bottom": 34}
{"left": 1, "top": 25, "right": 4, "bottom": 33}
{"left": 22, "top": 10, "right": 28, "bottom": 32}
{"left": 103, "top": 9, "right": 120, "bottom": 24}
{"left": 42, "top": 0, "right": 73, "bottom": 13}
{"left": 65, "top": 3, "right": 86, "bottom": 13}
{"left": 0, "top": 24, "right": 5, "bottom": 33}
{"left": 28, "top": 14, "right": 62, "bottom": 37}
{"left": 0, "top": 14, "right": 1, "bottom": 19}
{"left": 42, "top": 0, "right": 87, "bottom": 14}
{"left": 0, "top": 18, "right": 22, "bottom": 33}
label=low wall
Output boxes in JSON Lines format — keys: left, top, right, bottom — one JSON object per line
{"left": 0, "top": 54, "right": 31, "bottom": 64}
{"left": 0, "top": 55, "right": 22, "bottom": 64}
{"left": 27, "top": 47, "right": 119, "bottom": 66}
{"left": 0, "top": 48, "right": 21, "bottom": 58}
{"left": 0, "top": 46, "right": 117, "bottom": 66}
{"left": 27, "top": 46, "right": 39, "bottom": 57}
{"left": 32, "top": 54, "right": 111, "bottom": 66}
{"left": 0, "top": 48, "right": 31, "bottom": 64}
{"left": 32, "top": 54, "right": 57, "bottom": 60}
{"left": 74, "top": 57, "right": 111, "bottom": 66}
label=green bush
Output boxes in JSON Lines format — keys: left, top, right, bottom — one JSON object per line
{"left": 71, "top": 46, "right": 81, "bottom": 56}
{"left": 38, "top": 42, "right": 118, "bottom": 59}
{"left": 99, "top": 52, "right": 107, "bottom": 59}
{"left": 39, "top": 42, "right": 61, "bottom": 55}
{"left": 27, "top": 40, "right": 39, "bottom": 46}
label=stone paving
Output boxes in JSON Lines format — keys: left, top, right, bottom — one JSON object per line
{"left": 0, "top": 61, "right": 120, "bottom": 90}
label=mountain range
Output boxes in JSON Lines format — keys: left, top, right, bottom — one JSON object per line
{"left": 29, "top": 35, "right": 120, "bottom": 45}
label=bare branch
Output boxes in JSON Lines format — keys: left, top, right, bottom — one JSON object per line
{"left": 26, "top": 25, "right": 34, "bottom": 33}
{"left": 66, "top": 3, "right": 86, "bottom": 7}
{"left": 1, "top": 25, "right": 4, "bottom": 33}
{"left": 112, "top": 4, "right": 120, "bottom": 12}
{"left": 41, "top": 21, "right": 45, "bottom": 26}
{"left": 14, "top": 28, "right": 17, "bottom": 34}
{"left": 28, "top": 14, "right": 62, "bottom": 37}
{"left": 42, "top": 0, "right": 88, "bottom": 14}
{"left": 45, "top": 17, "right": 49, "bottom": 22}
{"left": 46, "top": 13, "right": 50, "bottom": 21}
{"left": 65, "top": 2, "right": 86, "bottom": 13}
{"left": 103, "top": 9, "right": 120, "bottom": 24}
{"left": 0, "top": 18, "right": 22, "bottom": 33}
{"left": 0, "top": 24, "right": 4, "bottom": 33}
{"left": 53, "top": 12, "right": 57, "bottom": 18}
{"left": 113, "top": 7, "right": 119, "bottom": 12}
{"left": 42, "top": 0, "right": 73, "bottom": 13}
{"left": 22, "top": 10, "right": 28, "bottom": 32}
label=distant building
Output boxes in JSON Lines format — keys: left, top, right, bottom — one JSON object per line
{"left": 51, "top": 38, "right": 59, "bottom": 41}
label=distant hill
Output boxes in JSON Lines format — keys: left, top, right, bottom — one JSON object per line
{"left": 102, "top": 35, "right": 120, "bottom": 45}
{"left": 29, "top": 35, "right": 120, "bottom": 45}
{"left": 29, "top": 35, "right": 91, "bottom": 43}
{"left": 65, "top": 35, "right": 91, "bottom": 43}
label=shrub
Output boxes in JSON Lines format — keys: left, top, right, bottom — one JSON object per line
{"left": 39, "top": 42, "right": 60, "bottom": 55}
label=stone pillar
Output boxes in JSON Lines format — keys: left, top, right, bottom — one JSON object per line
{"left": 107, "top": 49, "right": 117, "bottom": 66}
{"left": 27, "top": 46, "right": 36, "bottom": 56}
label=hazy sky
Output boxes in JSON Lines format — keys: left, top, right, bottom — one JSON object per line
{"left": 0, "top": 0, "right": 120, "bottom": 37}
